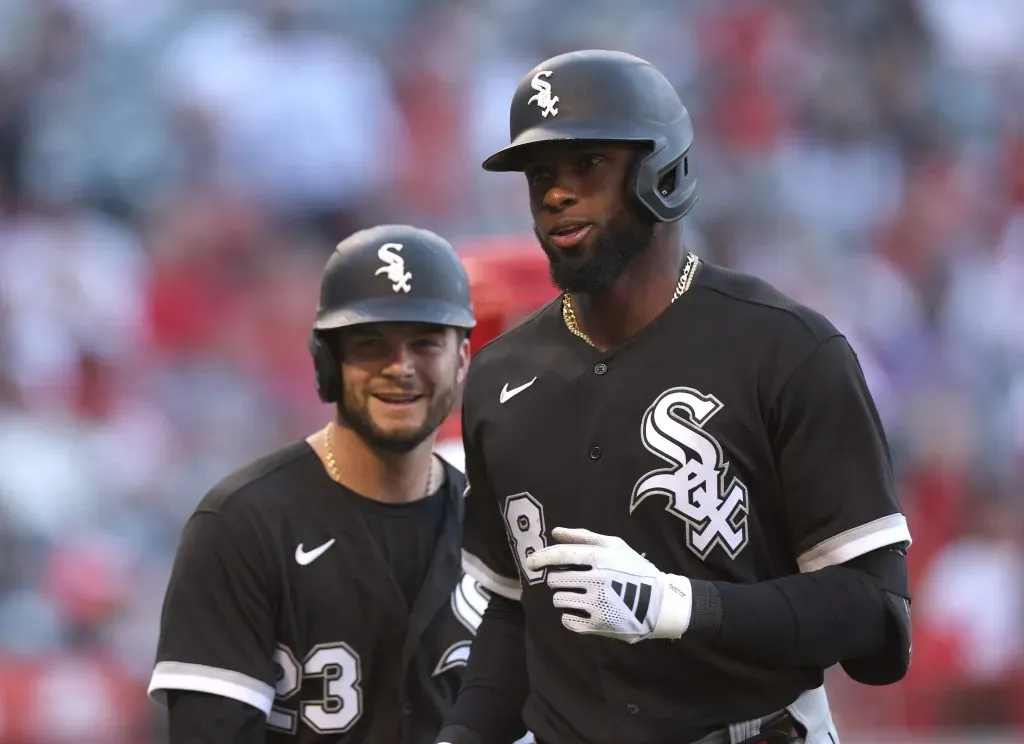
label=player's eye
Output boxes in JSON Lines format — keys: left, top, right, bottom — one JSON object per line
{"left": 412, "top": 336, "right": 445, "bottom": 351}
{"left": 525, "top": 167, "right": 551, "bottom": 185}
{"left": 575, "top": 153, "right": 603, "bottom": 174}
{"left": 350, "top": 337, "right": 387, "bottom": 355}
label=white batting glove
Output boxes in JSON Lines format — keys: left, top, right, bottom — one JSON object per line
{"left": 523, "top": 527, "right": 693, "bottom": 644}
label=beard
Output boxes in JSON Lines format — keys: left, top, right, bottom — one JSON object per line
{"left": 536, "top": 206, "right": 656, "bottom": 294}
{"left": 336, "top": 380, "right": 458, "bottom": 454}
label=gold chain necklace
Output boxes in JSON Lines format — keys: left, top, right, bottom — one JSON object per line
{"left": 562, "top": 251, "right": 700, "bottom": 347}
{"left": 322, "top": 423, "right": 435, "bottom": 496}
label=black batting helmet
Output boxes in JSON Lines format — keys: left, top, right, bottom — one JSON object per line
{"left": 308, "top": 224, "right": 476, "bottom": 403}
{"left": 483, "top": 50, "right": 697, "bottom": 223}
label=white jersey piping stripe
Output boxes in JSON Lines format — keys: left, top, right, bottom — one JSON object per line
{"left": 462, "top": 550, "right": 522, "bottom": 601}
{"left": 797, "top": 513, "right": 912, "bottom": 573}
{"left": 148, "top": 661, "right": 275, "bottom": 715}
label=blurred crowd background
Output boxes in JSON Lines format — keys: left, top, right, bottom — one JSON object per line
{"left": 0, "top": 0, "right": 1022, "bottom": 741}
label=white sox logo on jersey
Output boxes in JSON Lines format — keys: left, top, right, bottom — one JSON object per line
{"left": 375, "top": 242, "right": 412, "bottom": 293}
{"left": 527, "top": 70, "right": 559, "bottom": 117}
{"left": 433, "top": 574, "right": 491, "bottom": 676}
{"left": 630, "top": 387, "right": 750, "bottom": 560}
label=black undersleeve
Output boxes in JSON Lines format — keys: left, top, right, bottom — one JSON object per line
{"left": 167, "top": 690, "right": 266, "bottom": 744}
{"left": 689, "top": 548, "right": 906, "bottom": 669}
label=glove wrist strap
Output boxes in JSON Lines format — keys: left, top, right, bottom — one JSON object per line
{"left": 652, "top": 574, "right": 693, "bottom": 639}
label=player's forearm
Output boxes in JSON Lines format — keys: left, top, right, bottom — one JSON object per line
{"left": 686, "top": 547, "right": 905, "bottom": 668}
{"left": 436, "top": 595, "right": 529, "bottom": 744}
{"left": 167, "top": 690, "right": 266, "bottom": 744}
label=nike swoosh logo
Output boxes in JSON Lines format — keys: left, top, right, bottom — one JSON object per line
{"left": 499, "top": 377, "right": 537, "bottom": 404}
{"left": 295, "top": 538, "right": 336, "bottom": 566}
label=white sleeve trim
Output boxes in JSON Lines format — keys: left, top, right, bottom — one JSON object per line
{"left": 147, "top": 661, "right": 275, "bottom": 716}
{"left": 462, "top": 549, "right": 522, "bottom": 601}
{"left": 797, "top": 513, "right": 912, "bottom": 573}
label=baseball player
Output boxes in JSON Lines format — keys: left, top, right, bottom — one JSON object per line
{"left": 437, "top": 51, "right": 913, "bottom": 744}
{"left": 149, "top": 225, "right": 493, "bottom": 743}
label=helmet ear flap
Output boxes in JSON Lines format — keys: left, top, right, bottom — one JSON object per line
{"left": 633, "top": 146, "right": 697, "bottom": 223}
{"left": 309, "top": 330, "right": 341, "bottom": 404}
{"left": 625, "top": 146, "right": 667, "bottom": 222}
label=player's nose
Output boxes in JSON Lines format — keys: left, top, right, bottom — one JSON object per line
{"left": 380, "top": 343, "right": 418, "bottom": 380}
{"left": 541, "top": 164, "right": 582, "bottom": 211}
{"left": 542, "top": 183, "right": 578, "bottom": 212}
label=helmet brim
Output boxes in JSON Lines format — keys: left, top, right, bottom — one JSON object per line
{"left": 482, "top": 120, "right": 656, "bottom": 172}
{"left": 314, "top": 297, "right": 476, "bottom": 332}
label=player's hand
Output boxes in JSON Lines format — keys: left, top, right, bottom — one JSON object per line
{"left": 523, "top": 527, "right": 692, "bottom": 644}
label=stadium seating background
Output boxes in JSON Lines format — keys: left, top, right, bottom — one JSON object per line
{"left": 0, "top": 0, "right": 1022, "bottom": 741}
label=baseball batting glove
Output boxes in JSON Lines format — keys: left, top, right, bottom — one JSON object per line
{"left": 523, "top": 527, "right": 693, "bottom": 643}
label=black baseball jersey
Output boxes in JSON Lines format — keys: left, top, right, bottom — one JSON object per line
{"left": 460, "top": 261, "right": 911, "bottom": 744}
{"left": 148, "top": 441, "right": 490, "bottom": 744}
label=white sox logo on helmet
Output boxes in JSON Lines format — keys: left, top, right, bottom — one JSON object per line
{"left": 527, "top": 70, "right": 559, "bottom": 118}
{"left": 631, "top": 386, "right": 750, "bottom": 560}
{"left": 375, "top": 242, "right": 413, "bottom": 293}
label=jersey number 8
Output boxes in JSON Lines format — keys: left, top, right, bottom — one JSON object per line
{"left": 268, "top": 642, "right": 362, "bottom": 735}
{"left": 503, "top": 492, "right": 548, "bottom": 585}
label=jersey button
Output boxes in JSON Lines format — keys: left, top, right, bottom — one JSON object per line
{"left": 593, "top": 362, "right": 607, "bottom": 375}
{"left": 402, "top": 702, "right": 413, "bottom": 715}
{"left": 589, "top": 445, "right": 602, "bottom": 460}
{"left": 626, "top": 702, "right": 640, "bottom": 715}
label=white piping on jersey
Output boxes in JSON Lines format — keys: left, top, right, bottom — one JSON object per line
{"left": 462, "top": 549, "right": 522, "bottom": 601}
{"left": 148, "top": 660, "right": 274, "bottom": 715}
{"left": 797, "top": 513, "right": 911, "bottom": 573}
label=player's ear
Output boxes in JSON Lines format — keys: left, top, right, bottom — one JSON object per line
{"left": 455, "top": 331, "right": 471, "bottom": 385}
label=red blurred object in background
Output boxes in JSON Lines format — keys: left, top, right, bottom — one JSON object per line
{"left": 1009, "top": 133, "right": 1024, "bottom": 207}
{"left": 0, "top": 655, "right": 147, "bottom": 743}
{"left": 460, "top": 236, "right": 557, "bottom": 354}
{"left": 42, "top": 542, "right": 127, "bottom": 630}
